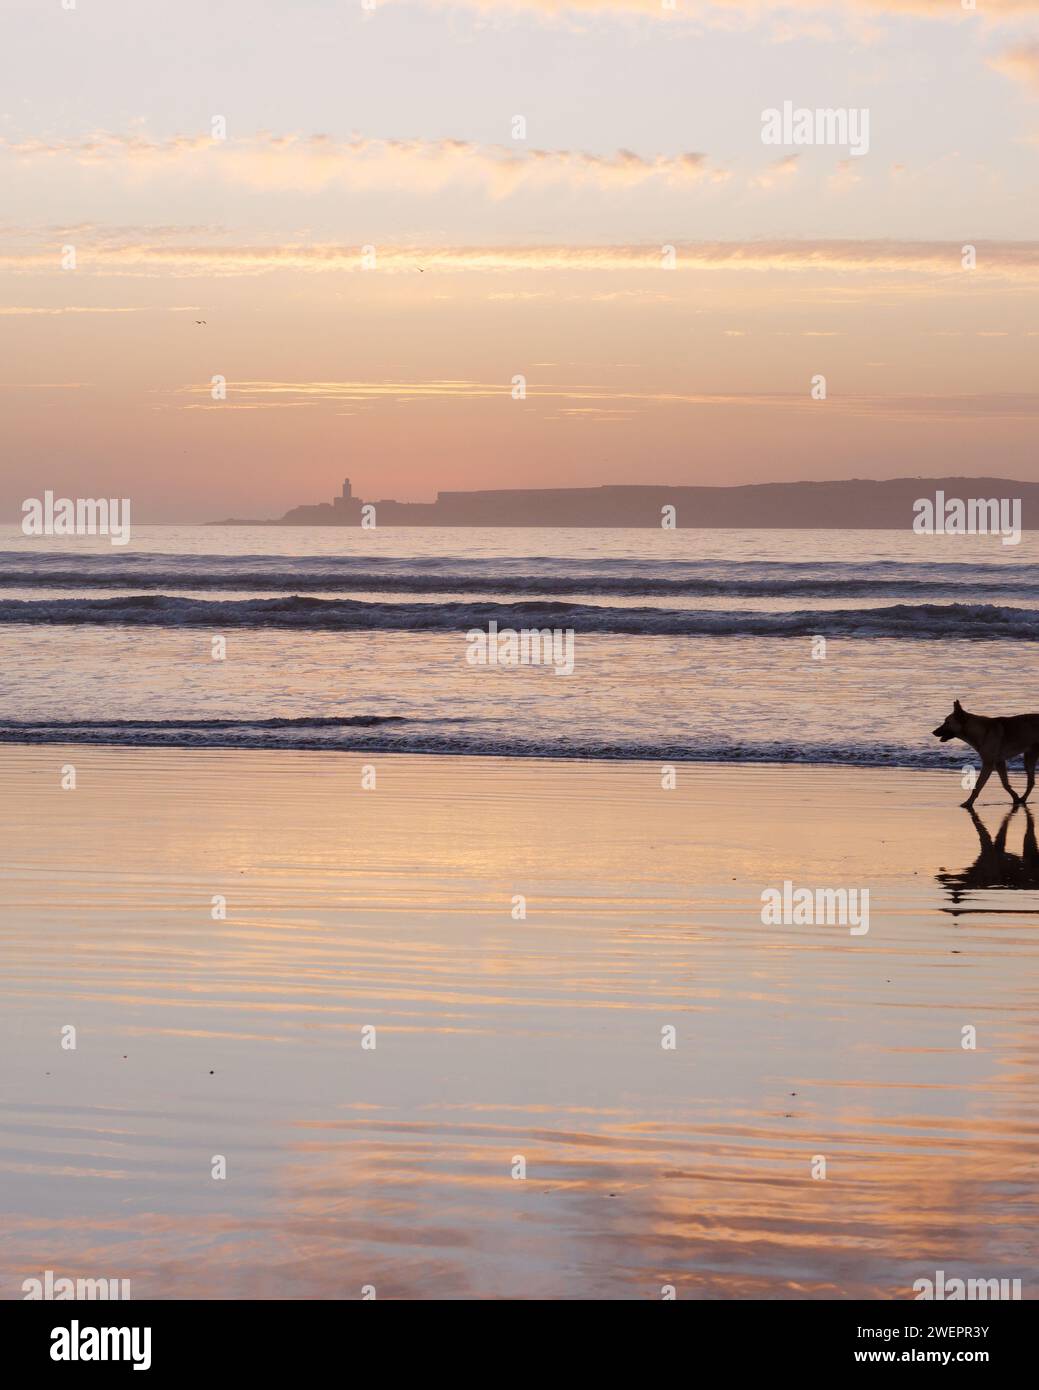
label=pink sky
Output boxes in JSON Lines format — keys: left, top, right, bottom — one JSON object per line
{"left": 2, "top": 0, "right": 1038, "bottom": 518}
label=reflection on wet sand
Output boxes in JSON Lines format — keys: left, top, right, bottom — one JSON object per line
{"left": 938, "top": 807, "right": 1039, "bottom": 912}
{"left": 1, "top": 750, "right": 1037, "bottom": 1299}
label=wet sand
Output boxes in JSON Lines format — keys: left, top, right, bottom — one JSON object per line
{"left": 0, "top": 746, "right": 1036, "bottom": 1299}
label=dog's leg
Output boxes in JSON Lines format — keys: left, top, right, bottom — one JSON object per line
{"left": 962, "top": 762, "right": 993, "bottom": 809}
{"left": 1022, "top": 750, "right": 1038, "bottom": 804}
{"left": 996, "top": 761, "right": 1021, "bottom": 805}
{"left": 967, "top": 807, "right": 995, "bottom": 852}
{"left": 1024, "top": 809, "right": 1038, "bottom": 863}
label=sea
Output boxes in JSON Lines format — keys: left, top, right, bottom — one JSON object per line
{"left": 1, "top": 523, "right": 1036, "bottom": 767}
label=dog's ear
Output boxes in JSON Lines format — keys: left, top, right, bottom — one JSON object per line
{"left": 953, "top": 699, "right": 963, "bottom": 713}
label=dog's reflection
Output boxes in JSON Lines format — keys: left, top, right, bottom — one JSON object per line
{"left": 937, "top": 805, "right": 1039, "bottom": 910}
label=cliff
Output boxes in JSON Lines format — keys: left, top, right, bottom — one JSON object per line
{"left": 210, "top": 478, "right": 1039, "bottom": 528}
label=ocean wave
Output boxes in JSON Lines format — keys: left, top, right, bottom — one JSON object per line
{"left": 1, "top": 715, "right": 411, "bottom": 730}
{"left": 4, "top": 551, "right": 1036, "bottom": 573}
{"left": 0, "top": 715, "right": 968, "bottom": 768}
{"left": 2, "top": 593, "right": 1039, "bottom": 637}
{"left": 4, "top": 550, "right": 1039, "bottom": 586}
{"left": 5, "top": 568, "right": 1039, "bottom": 598}
{"left": 4, "top": 551, "right": 1038, "bottom": 600}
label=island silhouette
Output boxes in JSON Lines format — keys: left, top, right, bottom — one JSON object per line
{"left": 210, "top": 476, "right": 1038, "bottom": 529}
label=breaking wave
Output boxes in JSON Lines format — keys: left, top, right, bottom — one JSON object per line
{"left": 4, "top": 552, "right": 1039, "bottom": 600}
{"left": 2, "top": 593, "right": 1039, "bottom": 638}
{"left": 0, "top": 715, "right": 970, "bottom": 767}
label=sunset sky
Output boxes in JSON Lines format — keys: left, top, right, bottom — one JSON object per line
{"left": 2, "top": 0, "right": 1038, "bottom": 519}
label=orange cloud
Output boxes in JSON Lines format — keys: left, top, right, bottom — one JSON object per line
{"left": 750, "top": 154, "right": 800, "bottom": 190}
{"left": 0, "top": 132, "right": 724, "bottom": 196}
{"left": 828, "top": 159, "right": 864, "bottom": 192}
{"left": 175, "top": 378, "right": 1039, "bottom": 423}
{"left": 0, "top": 305, "right": 196, "bottom": 315}
{"left": 990, "top": 42, "right": 1039, "bottom": 91}
{"left": 3, "top": 235, "right": 1037, "bottom": 278}
{"left": 380, "top": 0, "right": 1039, "bottom": 16}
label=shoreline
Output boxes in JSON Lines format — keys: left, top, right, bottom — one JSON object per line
{"left": 0, "top": 733, "right": 974, "bottom": 772}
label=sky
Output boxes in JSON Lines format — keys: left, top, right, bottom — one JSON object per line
{"left": 2, "top": 0, "right": 1038, "bottom": 519}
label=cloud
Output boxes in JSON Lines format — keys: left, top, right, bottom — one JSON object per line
{"left": 379, "top": 0, "right": 1039, "bottom": 16}
{"left": 175, "top": 377, "right": 1039, "bottom": 422}
{"left": 990, "top": 42, "right": 1039, "bottom": 91}
{"left": 0, "top": 305, "right": 196, "bottom": 315}
{"left": 828, "top": 159, "right": 863, "bottom": 192}
{"left": 3, "top": 234, "right": 1037, "bottom": 278}
{"left": 750, "top": 154, "right": 800, "bottom": 190}
{"left": 0, "top": 132, "right": 725, "bottom": 196}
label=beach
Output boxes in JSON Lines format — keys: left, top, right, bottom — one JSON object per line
{"left": 4, "top": 0, "right": 1039, "bottom": 1336}
{"left": 2, "top": 744, "right": 1035, "bottom": 1299}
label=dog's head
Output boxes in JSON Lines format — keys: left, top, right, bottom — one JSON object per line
{"left": 933, "top": 699, "right": 967, "bottom": 743}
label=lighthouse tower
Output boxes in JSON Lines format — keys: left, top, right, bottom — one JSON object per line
{"left": 332, "top": 476, "right": 362, "bottom": 521}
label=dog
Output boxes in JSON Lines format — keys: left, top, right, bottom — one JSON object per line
{"left": 932, "top": 699, "right": 1039, "bottom": 809}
